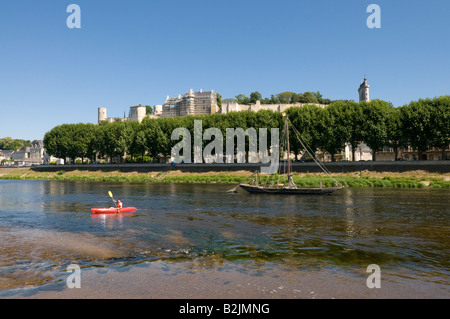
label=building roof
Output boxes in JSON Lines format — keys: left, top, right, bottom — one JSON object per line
{"left": 359, "top": 77, "right": 369, "bottom": 88}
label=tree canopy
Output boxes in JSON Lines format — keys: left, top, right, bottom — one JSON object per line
{"left": 0, "top": 137, "right": 32, "bottom": 150}
{"left": 43, "top": 96, "right": 450, "bottom": 163}
{"left": 231, "top": 91, "right": 332, "bottom": 105}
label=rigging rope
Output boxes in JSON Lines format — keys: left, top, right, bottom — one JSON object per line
{"left": 287, "top": 118, "right": 341, "bottom": 187}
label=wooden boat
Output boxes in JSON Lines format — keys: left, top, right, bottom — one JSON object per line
{"left": 239, "top": 183, "right": 342, "bottom": 195}
{"left": 230, "top": 116, "right": 343, "bottom": 195}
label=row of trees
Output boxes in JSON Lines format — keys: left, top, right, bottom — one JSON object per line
{"left": 223, "top": 91, "right": 335, "bottom": 105}
{"left": 43, "top": 96, "right": 449, "bottom": 164}
{"left": 287, "top": 97, "right": 449, "bottom": 162}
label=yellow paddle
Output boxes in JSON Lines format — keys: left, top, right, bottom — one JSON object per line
{"left": 108, "top": 191, "right": 115, "bottom": 204}
{"left": 108, "top": 191, "right": 121, "bottom": 213}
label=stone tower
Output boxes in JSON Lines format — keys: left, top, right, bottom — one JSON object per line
{"left": 358, "top": 78, "right": 370, "bottom": 102}
{"left": 98, "top": 107, "right": 107, "bottom": 123}
{"left": 129, "top": 105, "right": 147, "bottom": 123}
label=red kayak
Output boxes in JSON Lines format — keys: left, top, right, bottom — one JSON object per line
{"left": 91, "top": 207, "right": 137, "bottom": 214}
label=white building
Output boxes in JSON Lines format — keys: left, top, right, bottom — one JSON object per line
{"left": 358, "top": 77, "right": 370, "bottom": 102}
{"left": 98, "top": 105, "right": 159, "bottom": 124}
{"left": 2, "top": 140, "right": 53, "bottom": 166}
{"left": 161, "top": 89, "right": 218, "bottom": 118}
{"left": 343, "top": 143, "right": 373, "bottom": 161}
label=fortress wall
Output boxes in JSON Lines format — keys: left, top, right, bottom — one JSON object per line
{"left": 221, "top": 102, "right": 328, "bottom": 114}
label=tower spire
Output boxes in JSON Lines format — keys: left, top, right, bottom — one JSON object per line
{"left": 358, "top": 77, "right": 370, "bottom": 102}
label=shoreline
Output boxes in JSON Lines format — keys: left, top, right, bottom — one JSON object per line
{"left": 0, "top": 167, "right": 449, "bottom": 188}
{"left": 4, "top": 259, "right": 447, "bottom": 299}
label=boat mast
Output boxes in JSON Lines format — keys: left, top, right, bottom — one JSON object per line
{"left": 285, "top": 116, "right": 296, "bottom": 188}
{"left": 285, "top": 116, "right": 291, "bottom": 175}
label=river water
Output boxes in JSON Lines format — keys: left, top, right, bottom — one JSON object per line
{"left": 0, "top": 180, "right": 448, "bottom": 297}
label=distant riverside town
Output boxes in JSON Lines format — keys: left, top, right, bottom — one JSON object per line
{"left": 1, "top": 78, "right": 449, "bottom": 167}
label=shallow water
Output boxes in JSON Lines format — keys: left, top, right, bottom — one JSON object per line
{"left": 0, "top": 180, "right": 448, "bottom": 294}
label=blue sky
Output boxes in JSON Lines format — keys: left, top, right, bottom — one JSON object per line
{"left": 0, "top": 0, "right": 449, "bottom": 141}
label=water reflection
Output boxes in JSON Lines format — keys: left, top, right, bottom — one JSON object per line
{"left": 91, "top": 214, "right": 127, "bottom": 229}
{"left": 343, "top": 187, "right": 356, "bottom": 237}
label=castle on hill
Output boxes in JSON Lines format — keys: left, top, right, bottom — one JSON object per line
{"left": 97, "top": 78, "right": 371, "bottom": 123}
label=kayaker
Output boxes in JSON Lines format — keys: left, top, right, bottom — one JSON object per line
{"left": 112, "top": 199, "right": 123, "bottom": 209}
{"left": 115, "top": 199, "right": 123, "bottom": 209}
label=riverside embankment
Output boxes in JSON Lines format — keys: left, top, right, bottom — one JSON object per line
{"left": 1, "top": 161, "right": 449, "bottom": 188}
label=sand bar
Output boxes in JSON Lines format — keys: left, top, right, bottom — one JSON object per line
{"left": 3, "top": 260, "right": 447, "bottom": 299}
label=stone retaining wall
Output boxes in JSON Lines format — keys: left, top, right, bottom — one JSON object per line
{"left": 31, "top": 161, "right": 450, "bottom": 174}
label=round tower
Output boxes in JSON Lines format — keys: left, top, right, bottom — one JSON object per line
{"left": 98, "top": 107, "right": 107, "bottom": 123}
{"left": 358, "top": 78, "right": 370, "bottom": 102}
{"left": 130, "top": 105, "right": 147, "bottom": 123}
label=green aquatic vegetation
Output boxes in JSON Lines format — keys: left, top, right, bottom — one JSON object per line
{"left": 428, "top": 180, "right": 450, "bottom": 188}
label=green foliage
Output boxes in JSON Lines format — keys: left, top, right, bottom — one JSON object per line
{"left": 399, "top": 96, "right": 450, "bottom": 158}
{"left": 386, "top": 106, "right": 406, "bottom": 160}
{"left": 216, "top": 92, "right": 222, "bottom": 108}
{"left": 235, "top": 94, "right": 250, "bottom": 105}
{"left": 316, "top": 104, "right": 344, "bottom": 161}
{"left": 42, "top": 96, "right": 449, "bottom": 163}
{"left": 231, "top": 91, "right": 329, "bottom": 105}
{"left": 145, "top": 105, "right": 154, "bottom": 115}
{"left": 360, "top": 100, "right": 393, "bottom": 161}
{"left": 0, "top": 137, "right": 32, "bottom": 150}
{"left": 286, "top": 105, "right": 322, "bottom": 159}
{"left": 249, "top": 91, "right": 262, "bottom": 104}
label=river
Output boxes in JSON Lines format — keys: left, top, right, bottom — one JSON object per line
{"left": 0, "top": 180, "right": 448, "bottom": 298}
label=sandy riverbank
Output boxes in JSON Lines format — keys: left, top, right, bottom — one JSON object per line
{"left": 3, "top": 259, "right": 447, "bottom": 299}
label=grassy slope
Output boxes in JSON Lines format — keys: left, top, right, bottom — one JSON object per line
{"left": 1, "top": 167, "right": 449, "bottom": 188}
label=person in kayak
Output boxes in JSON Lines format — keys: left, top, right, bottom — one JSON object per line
{"left": 110, "top": 199, "right": 123, "bottom": 211}
{"left": 114, "top": 199, "right": 123, "bottom": 209}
